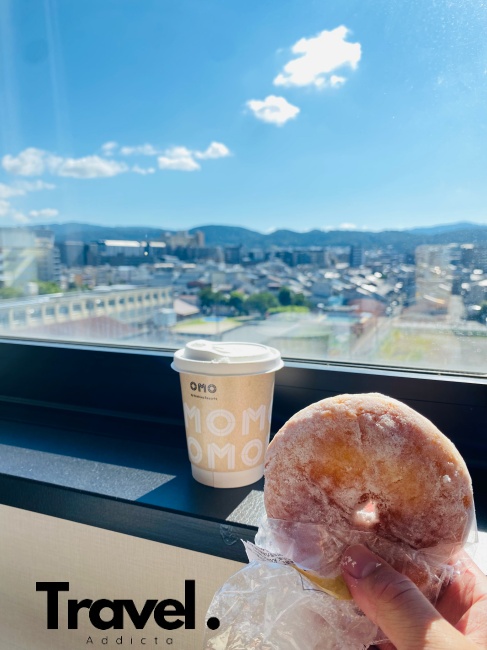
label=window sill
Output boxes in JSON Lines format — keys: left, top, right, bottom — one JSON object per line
{"left": 0, "top": 400, "right": 486, "bottom": 572}
{"left": 0, "top": 402, "right": 262, "bottom": 563}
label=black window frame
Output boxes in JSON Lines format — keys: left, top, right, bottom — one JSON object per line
{"left": 0, "top": 335, "right": 485, "bottom": 456}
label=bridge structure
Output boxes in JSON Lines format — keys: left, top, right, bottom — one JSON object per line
{"left": 0, "top": 285, "right": 172, "bottom": 334}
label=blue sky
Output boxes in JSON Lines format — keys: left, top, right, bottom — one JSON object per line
{"left": 0, "top": 0, "right": 486, "bottom": 232}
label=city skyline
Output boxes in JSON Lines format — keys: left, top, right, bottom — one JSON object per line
{"left": 0, "top": 222, "right": 485, "bottom": 375}
{"left": 0, "top": 1, "right": 486, "bottom": 231}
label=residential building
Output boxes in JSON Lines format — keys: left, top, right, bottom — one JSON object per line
{"left": 34, "top": 228, "right": 61, "bottom": 283}
{"left": 0, "top": 228, "right": 38, "bottom": 291}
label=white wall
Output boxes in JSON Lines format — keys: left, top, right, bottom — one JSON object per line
{"left": 0, "top": 504, "right": 244, "bottom": 650}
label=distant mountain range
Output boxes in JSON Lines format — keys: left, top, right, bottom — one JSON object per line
{"left": 406, "top": 221, "right": 487, "bottom": 235}
{"left": 36, "top": 221, "right": 487, "bottom": 251}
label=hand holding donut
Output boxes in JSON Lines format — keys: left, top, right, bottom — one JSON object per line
{"left": 264, "top": 392, "right": 481, "bottom": 648}
{"left": 341, "top": 544, "right": 487, "bottom": 650}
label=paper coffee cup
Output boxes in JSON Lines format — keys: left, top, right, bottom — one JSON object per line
{"left": 172, "top": 340, "right": 283, "bottom": 488}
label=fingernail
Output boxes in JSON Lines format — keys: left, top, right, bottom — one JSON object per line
{"left": 341, "top": 544, "right": 383, "bottom": 580}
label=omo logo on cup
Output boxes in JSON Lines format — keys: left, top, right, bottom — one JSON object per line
{"left": 189, "top": 381, "right": 217, "bottom": 394}
{"left": 184, "top": 400, "right": 270, "bottom": 470}
{"left": 172, "top": 341, "right": 283, "bottom": 488}
{"left": 181, "top": 372, "right": 275, "bottom": 476}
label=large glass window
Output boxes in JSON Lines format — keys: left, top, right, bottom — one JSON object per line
{"left": 0, "top": 0, "right": 485, "bottom": 373}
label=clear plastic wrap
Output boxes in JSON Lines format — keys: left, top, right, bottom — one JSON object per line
{"left": 203, "top": 514, "right": 478, "bottom": 650}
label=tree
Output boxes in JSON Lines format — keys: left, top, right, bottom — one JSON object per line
{"left": 199, "top": 287, "right": 227, "bottom": 311}
{"left": 292, "top": 292, "right": 308, "bottom": 307}
{"left": 278, "top": 286, "right": 292, "bottom": 306}
{"left": 228, "top": 291, "right": 246, "bottom": 315}
{"left": 278, "top": 286, "right": 310, "bottom": 308}
{"left": 37, "top": 281, "right": 62, "bottom": 295}
{"left": 0, "top": 286, "right": 23, "bottom": 299}
{"left": 199, "top": 287, "right": 216, "bottom": 309}
{"left": 246, "top": 292, "right": 278, "bottom": 316}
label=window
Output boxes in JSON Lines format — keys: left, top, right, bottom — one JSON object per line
{"left": 0, "top": 1, "right": 485, "bottom": 376}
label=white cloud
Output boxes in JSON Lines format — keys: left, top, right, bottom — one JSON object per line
{"left": 158, "top": 142, "right": 231, "bottom": 168}
{"left": 15, "top": 180, "right": 56, "bottom": 192}
{"left": 0, "top": 180, "right": 56, "bottom": 200}
{"left": 11, "top": 210, "right": 30, "bottom": 224}
{"left": 0, "top": 199, "right": 45, "bottom": 223}
{"left": 101, "top": 141, "right": 118, "bottom": 156}
{"left": 2, "top": 148, "right": 50, "bottom": 176}
{"left": 120, "top": 143, "right": 159, "bottom": 156}
{"left": 246, "top": 95, "right": 300, "bottom": 126}
{"left": 158, "top": 147, "right": 201, "bottom": 172}
{"left": 29, "top": 208, "right": 59, "bottom": 218}
{"left": 339, "top": 222, "right": 357, "bottom": 230}
{"left": 0, "top": 200, "right": 11, "bottom": 216}
{"left": 57, "top": 156, "right": 128, "bottom": 179}
{"left": 132, "top": 165, "right": 156, "bottom": 175}
{"left": 2, "top": 148, "right": 65, "bottom": 177}
{"left": 2, "top": 148, "right": 127, "bottom": 179}
{"left": 0, "top": 183, "right": 24, "bottom": 199}
{"left": 195, "top": 142, "right": 231, "bottom": 160}
{"left": 3, "top": 140, "right": 230, "bottom": 179}
{"left": 330, "top": 75, "right": 346, "bottom": 87}
{"left": 274, "top": 26, "right": 361, "bottom": 89}
{"left": 158, "top": 157, "right": 200, "bottom": 172}
{"left": 169, "top": 146, "right": 193, "bottom": 159}
{"left": 121, "top": 141, "right": 232, "bottom": 164}
{"left": 0, "top": 180, "right": 58, "bottom": 223}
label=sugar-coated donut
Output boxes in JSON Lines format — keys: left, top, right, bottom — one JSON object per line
{"left": 264, "top": 393, "right": 474, "bottom": 550}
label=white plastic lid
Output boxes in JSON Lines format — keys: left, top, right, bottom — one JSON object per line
{"left": 171, "top": 340, "right": 283, "bottom": 376}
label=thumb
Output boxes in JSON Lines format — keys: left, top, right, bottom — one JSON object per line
{"left": 341, "top": 544, "right": 473, "bottom": 650}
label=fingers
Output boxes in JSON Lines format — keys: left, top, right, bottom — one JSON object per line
{"left": 341, "top": 544, "right": 476, "bottom": 650}
{"left": 451, "top": 556, "right": 487, "bottom": 646}
{"left": 437, "top": 551, "right": 487, "bottom": 631}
